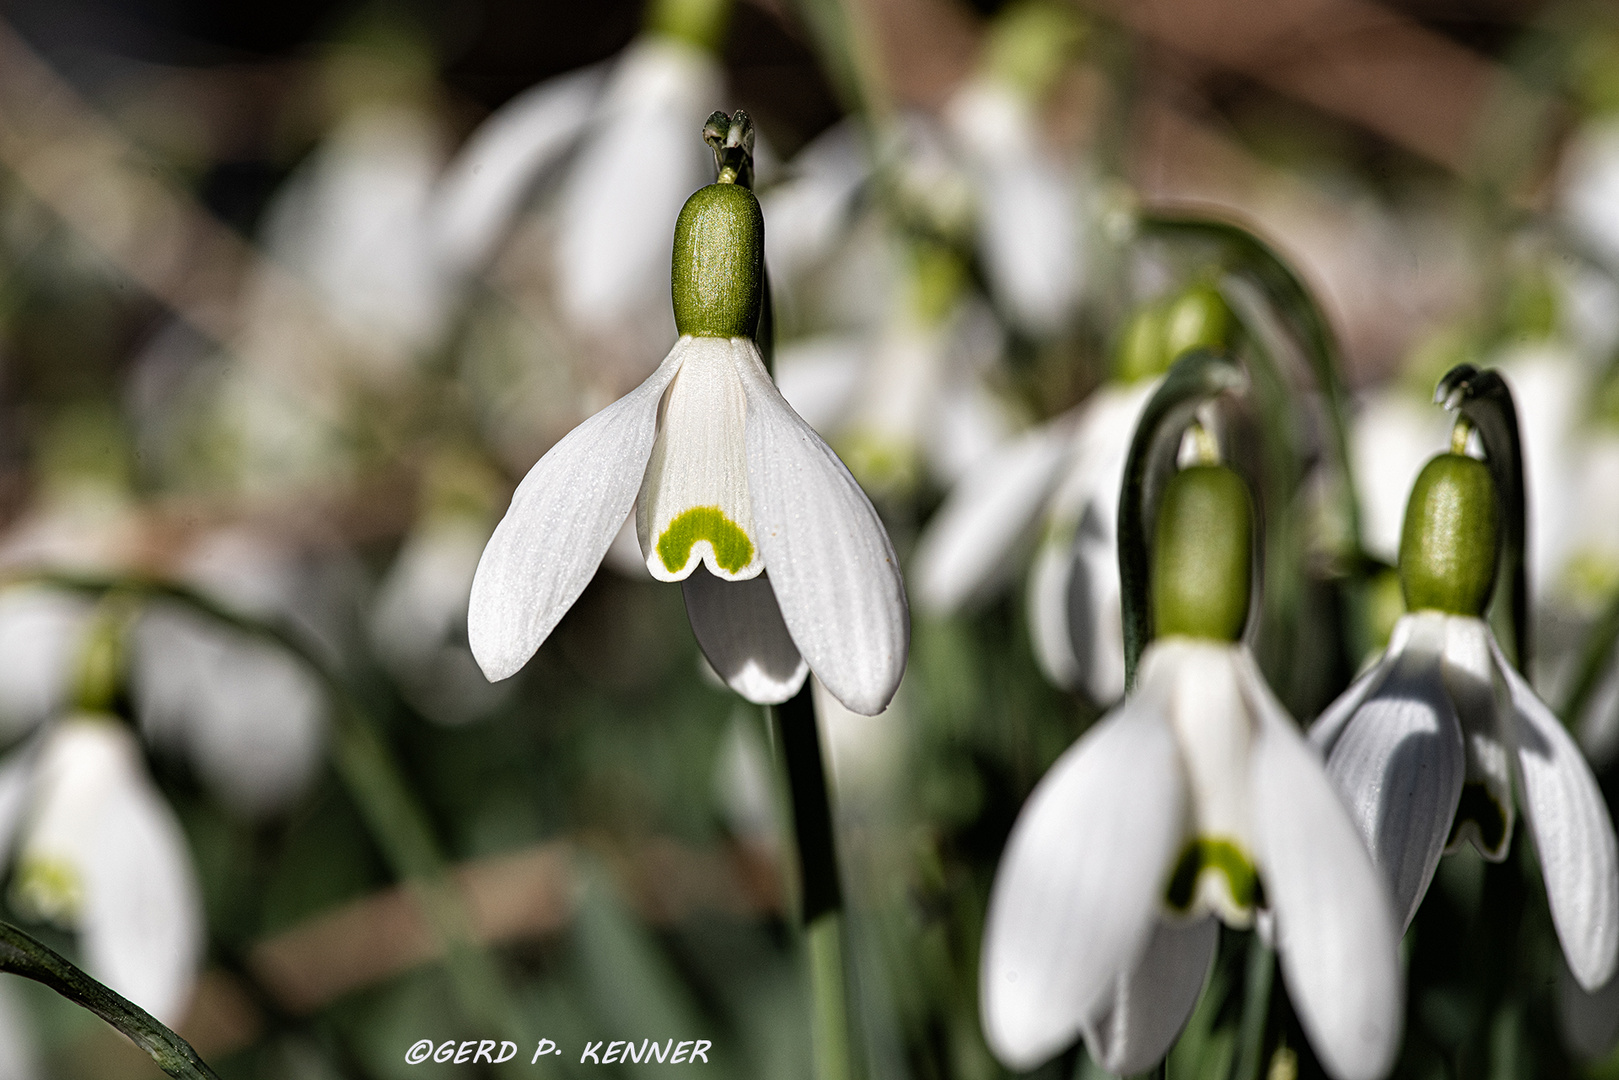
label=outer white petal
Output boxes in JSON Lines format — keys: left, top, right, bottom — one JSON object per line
{"left": 1242, "top": 655, "right": 1402, "bottom": 1080}
{"left": 733, "top": 341, "right": 908, "bottom": 716}
{"left": 81, "top": 764, "right": 204, "bottom": 1026}
{"left": 431, "top": 65, "right": 604, "bottom": 274}
{"left": 0, "top": 588, "right": 93, "bottom": 741}
{"left": 979, "top": 693, "right": 1187, "bottom": 1071}
{"left": 468, "top": 340, "right": 686, "bottom": 680}
{"left": 1307, "top": 654, "right": 1391, "bottom": 758}
{"left": 1493, "top": 636, "right": 1619, "bottom": 991}
{"left": 1082, "top": 917, "right": 1218, "bottom": 1075}
{"left": 911, "top": 420, "right": 1072, "bottom": 615}
{"left": 682, "top": 568, "right": 808, "bottom": 705}
{"left": 772, "top": 334, "right": 865, "bottom": 434}
{"left": 1321, "top": 612, "right": 1464, "bottom": 929}
{"left": 553, "top": 37, "right": 719, "bottom": 329}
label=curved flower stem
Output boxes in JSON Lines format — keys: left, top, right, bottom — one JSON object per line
{"left": 10, "top": 572, "right": 532, "bottom": 1053}
{"left": 0, "top": 919, "right": 220, "bottom": 1079}
{"left": 771, "top": 685, "right": 865, "bottom": 1080}
{"left": 1137, "top": 214, "right": 1365, "bottom": 556}
{"left": 1434, "top": 364, "right": 1530, "bottom": 668}
{"left": 1117, "top": 349, "right": 1248, "bottom": 690}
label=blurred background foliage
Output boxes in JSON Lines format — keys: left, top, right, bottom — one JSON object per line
{"left": 3, "top": 0, "right": 1619, "bottom": 1078}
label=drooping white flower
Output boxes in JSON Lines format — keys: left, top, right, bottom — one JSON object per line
{"left": 434, "top": 35, "right": 719, "bottom": 349}
{"left": 913, "top": 380, "right": 1151, "bottom": 703}
{"left": 1311, "top": 608, "right": 1619, "bottom": 989}
{"left": 0, "top": 717, "right": 203, "bottom": 1026}
{"left": 981, "top": 638, "right": 1402, "bottom": 1079}
{"left": 468, "top": 332, "right": 908, "bottom": 715}
{"left": 943, "top": 77, "right": 1082, "bottom": 334}
{"left": 370, "top": 512, "right": 512, "bottom": 726}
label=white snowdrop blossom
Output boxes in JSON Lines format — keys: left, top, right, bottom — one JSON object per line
{"left": 913, "top": 379, "right": 1150, "bottom": 703}
{"left": 981, "top": 639, "right": 1403, "bottom": 1079}
{"left": 370, "top": 513, "right": 512, "bottom": 725}
{"left": 1311, "top": 609, "right": 1619, "bottom": 990}
{"left": 468, "top": 332, "right": 909, "bottom": 715}
{"left": 0, "top": 717, "right": 203, "bottom": 1025}
{"left": 943, "top": 78, "right": 1081, "bottom": 333}
{"left": 434, "top": 36, "right": 719, "bottom": 341}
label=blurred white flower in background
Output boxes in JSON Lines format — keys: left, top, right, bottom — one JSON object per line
{"left": 0, "top": 717, "right": 203, "bottom": 1027}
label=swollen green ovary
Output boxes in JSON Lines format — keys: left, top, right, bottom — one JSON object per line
{"left": 638, "top": 339, "right": 764, "bottom": 582}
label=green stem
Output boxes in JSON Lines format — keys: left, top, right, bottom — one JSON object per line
{"left": 1434, "top": 364, "right": 1530, "bottom": 668}
{"left": 13, "top": 572, "right": 529, "bottom": 1050}
{"left": 1233, "top": 935, "right": 1275, "bottom": 1080}
{"left": 771, "top": 684, "right": 864, "bottom": 1080}
{"left": 0, "top": 919, "right": 220, "bottom": 1079}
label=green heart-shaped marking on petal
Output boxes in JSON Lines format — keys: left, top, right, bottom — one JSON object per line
{"left": 1165, "top": 837, "right": 1261, "bottom": 914}
{"left": 657, "top": 505, "right": 755, "bottom": 575}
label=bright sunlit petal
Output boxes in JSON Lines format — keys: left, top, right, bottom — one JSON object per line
{"left": 734, "top": 340, "right": 908, "bottom": 716}
{"left": 682, "top": 567, "right": 808, "bottom": 705}
{"left": 467, "top": 339, "right": 687, "bottom": 680}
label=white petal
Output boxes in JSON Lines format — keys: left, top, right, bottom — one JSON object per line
{"left": 553, "top": 37, "right": 719, "bottom": 329}
{"left": 468, "top": 340, "right": 686, "bottom": 680}
{"left": 0, "top": 588, "right": 92, "bottom": 741}
{"left": 431, "top": 65, "right": 604, "bottom": 274}
{"left": 81, "top": 766, "right": 204, "bottom": 1025}
{"left": 1322, "top": 615, "right": 1464, "bottom": 929}
{"left": 1306, "top": 609, "right": 1426, "bottom": 756}
{"left": 1082, "top": 917, "right": 1218, "bottom": 1075}
{"left": 734, "top": 341, "right": 909, "bottom": 716}
{"left": 979, "top": 696, "right": 1187, "bottom": 1070}
{"left": 682, "top": 568, "right": 808, "bottom": 705}
{"left": 1494, "top": 636, "right": 1619, "bottom": 991}
{"left": 772, "top": 334, "right": 866, "bottom": 435}
{"left": 911, "top": 420, "right": 1071, "bottom": 616}
{"left": 1242, "top": 655, "right": 1403, "bottom": 1080}
{"left": 637, "top": 338, "right": 764, "bottom": 582}
{"left": 1443, "top": 615, "right": 1516, "bottom": 860}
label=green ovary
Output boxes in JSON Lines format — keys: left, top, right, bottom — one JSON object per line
{"left": 1165, "top": 837, "right": 1261, "bottom": 916}
{"left": 657, "top": 506, "right": 755, "bottom": 575}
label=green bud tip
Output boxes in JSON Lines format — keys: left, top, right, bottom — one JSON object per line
{"left": 1399, "top": 451, "right": 1499, "bottom": 617}
{"left": 1153, "top": 463, "right": 1254, "bottom": 643}
{"left": 1161, "top": 283, "right": 1233, "bottom": 362}
{"left": 703, "top": 109, "right": 755, "bottom": 188}
{"left": 671, "top": 182, "right": 764, "bottom": 338}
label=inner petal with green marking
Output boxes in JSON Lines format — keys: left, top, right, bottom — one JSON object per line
{"left": 1164, "top": 836, "right": 1262, "bottom": 927}
{"left": 636, "top": 336, "right": 765, "bottom": 582}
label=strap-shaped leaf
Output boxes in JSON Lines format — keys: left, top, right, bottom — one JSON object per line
{"left": 1435, "top": 363, "right": 1529, "bottom": 667}
{"left": 1117, "top": 348, "right": 1247, "bottom": 692}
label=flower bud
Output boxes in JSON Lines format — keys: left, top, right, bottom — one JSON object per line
{"left": 1399, "top": 452, "right": 1499, "bottom": 617}
{"left": 1153, "top": 463, "right": 1253, "bottom": 642}
{"left": 1161, "top": 283, "right": 1232, "bottom": 361}
{"left": 671, "top": 183, "right": 764, "bottom": 338}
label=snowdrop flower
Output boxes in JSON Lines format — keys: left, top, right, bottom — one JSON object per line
{"left": 371, "top": 508, "right": 511, "bottom": 726}
{"left": 470, "top": 120, "right": 908, "bottom": 716}
{"left": 0, "top": 716, "right": 203, "bottom": 1026}
{"left": 942, "top": 0, "right": 1085, "bottom": 334}
{"left": 432, "top": 0, "right": 729, "bottom": 353}
{"left": 1312, "top": 434, "right": 1619, "bottom": 991}
{"left": 129, "top": 530, "right": 333, "bottom": 817}
{"left": 914, "top": 286, "right": 1229, "bottom": 703}
{"left": 981, "top": 457, "right": 1402, "bottom": 1079}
